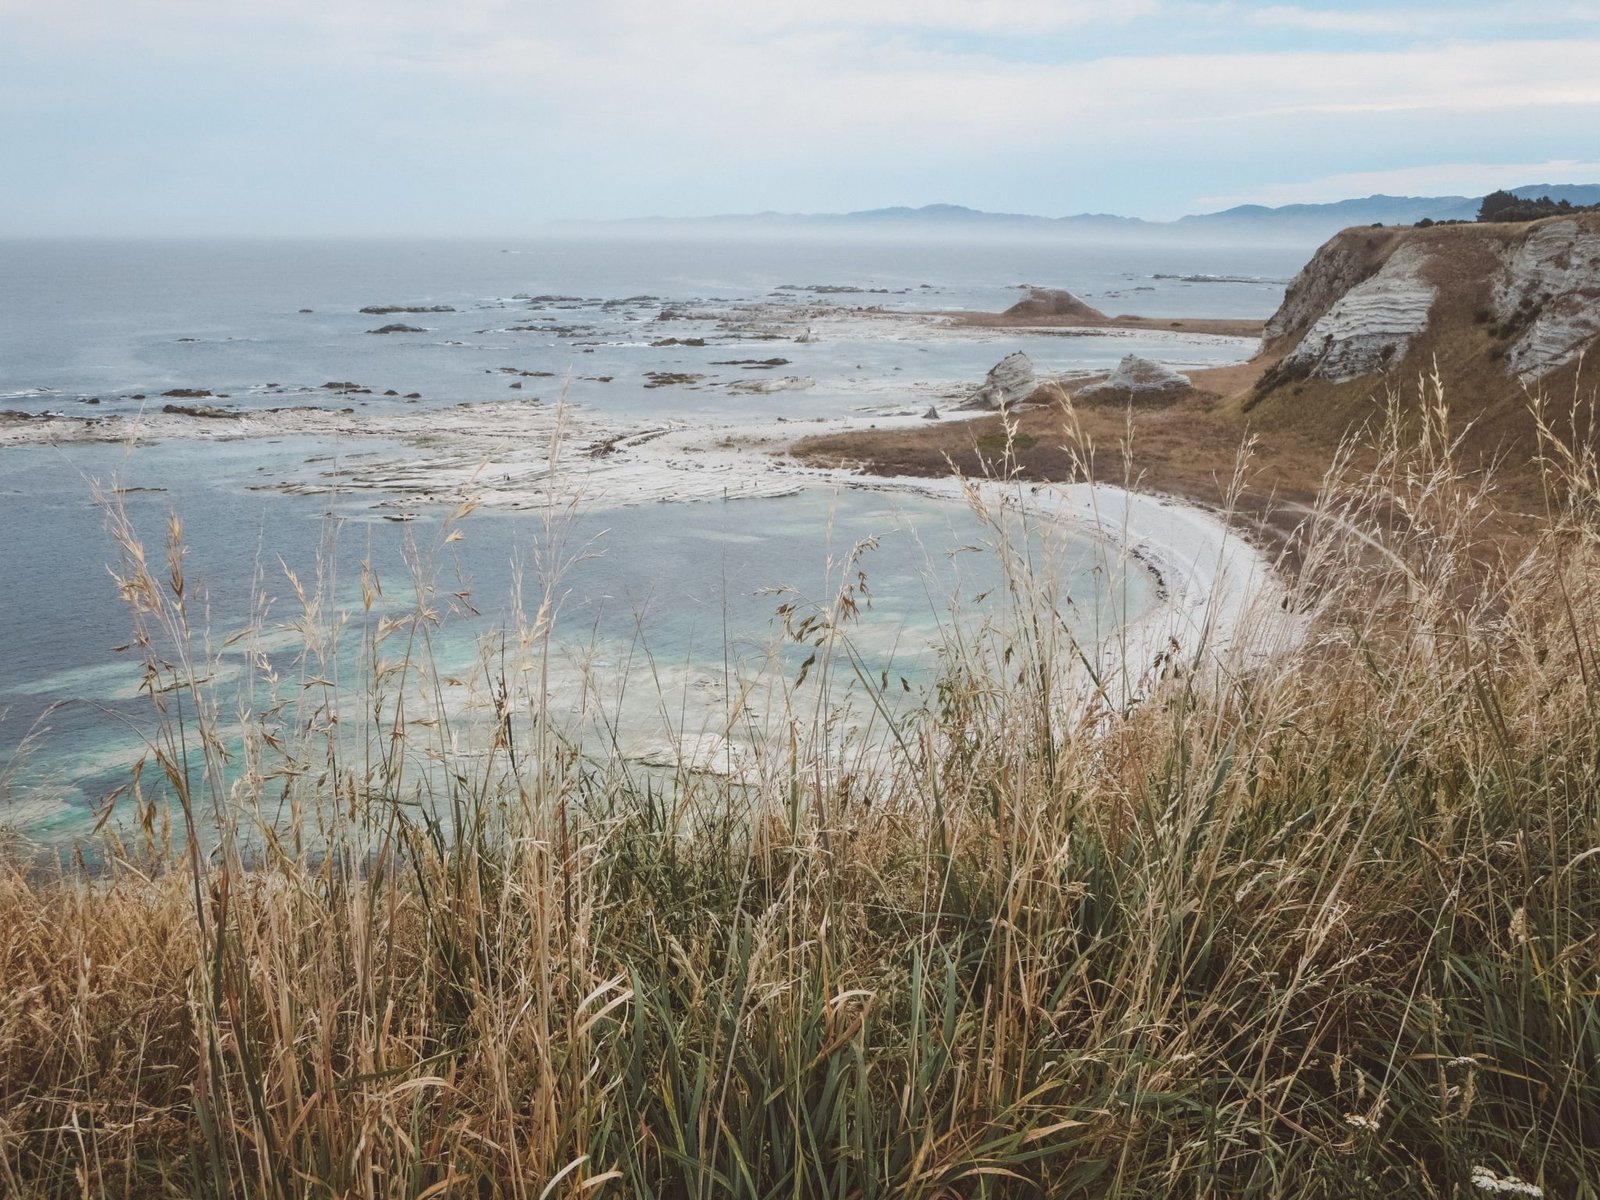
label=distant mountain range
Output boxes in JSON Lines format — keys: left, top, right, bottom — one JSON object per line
{"left": 590, "top": 185, "right": 1600, "bottom": 243}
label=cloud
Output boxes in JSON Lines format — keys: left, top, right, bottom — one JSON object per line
{"left": 4, "top": 0, "right": 1600, "bottom": 231}
{"left": 1248, "top": 5, "right": 1422, "bottom": 35}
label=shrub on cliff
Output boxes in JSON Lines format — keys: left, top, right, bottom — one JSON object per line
{"left": 1478, "top": 188, "right": 1597, "bottom": 223}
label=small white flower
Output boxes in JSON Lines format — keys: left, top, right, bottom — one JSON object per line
{"left": 1471, "top": 1164, "right": 1543, "bottom": 1196}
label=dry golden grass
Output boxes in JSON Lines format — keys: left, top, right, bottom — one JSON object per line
{"left": 3, "top": 387, "right": 1600, "bottom": 1198}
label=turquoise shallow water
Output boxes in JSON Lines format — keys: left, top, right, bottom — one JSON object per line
{"left": 0, "top": 232, "right": 1299, "bottom": 845}
{"left": 0, "top": 441, "right": 1148, "bottom": 843}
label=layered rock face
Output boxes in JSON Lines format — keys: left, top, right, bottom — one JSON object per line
{"left": 968, "top": 351, "right": 1036, "bottom": 409}
{"left": 1265, "top": 215, "right": 1600, "bottom": 388}
{"left": 1079, "top": 355, "right": 1191, "bottom": 398}
{"left": 1264, "top": 233, "right": 1391, "bottom": 345}
{"left": 1279, "top": 243, "right": 1437, "bottom": 383}
{"left": 1491, "top": 219, "right": 1600, "bottom": 380}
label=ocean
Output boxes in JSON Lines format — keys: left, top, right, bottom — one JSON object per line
{"left": 0, "top": 232, "right": 1309, "bottom": 844}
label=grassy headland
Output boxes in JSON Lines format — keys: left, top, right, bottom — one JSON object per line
{"left": 2, "top": 388, "right": 1598, "bottom": 1197}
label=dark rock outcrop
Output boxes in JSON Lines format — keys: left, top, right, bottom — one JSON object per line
{"left": 1003, "top": 288, "right": 1106, "bottom": 322}
{"left": 161, "top": 403, "right": 239, "bottom": 419}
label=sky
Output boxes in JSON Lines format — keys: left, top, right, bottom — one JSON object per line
{"left": 2, "top": 0, "right": 1599, "bottom": 235}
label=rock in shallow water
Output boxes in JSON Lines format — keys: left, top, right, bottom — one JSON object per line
{"left": 1078, "top": 355, "right": 1191, "bottom": 398}
{"left": 966, "top": 351, "right": 1035, "bottom": 409}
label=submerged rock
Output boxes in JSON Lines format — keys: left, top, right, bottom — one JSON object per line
{"left": 367, "top": 323, "right": 427, "bottom": 335}
{"left": 966, "top": 351, "right": 1035, "bottom": 409}
{"left": 728, "top": 376, "right": 814, "bottom": 395}
{"left": 643, "top": 371, "right": 705, "bottom": 389}
{"left": 1079, "top": 355, "right": 1191, "bottom": 399}
{"left": 359, "top": 305, "right": 456, "bottom": 315}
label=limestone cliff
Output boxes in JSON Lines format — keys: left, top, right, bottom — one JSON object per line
{"left": 1278, "top": 242, "right": 1436, "bottom": 383}
{"left": 1261, "top": 214, "right": 1600, "bottom": 390}
{"left": 1492, "top": 219, "right": 1600, "bottom": 380}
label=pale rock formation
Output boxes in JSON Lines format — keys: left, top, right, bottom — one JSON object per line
{"left": 1491, "top": 219, "right": 1600, "bottom": 380}
{"left": 1281, "top": 243, "right": 1436, "bottom": 382}
{"left": 1078, "top": 355, "right": 1191, "bottom": 398}
{"left": 727, "top": 376, "right": 814, "bottom": 395}
{"left": 1264, "top": 235, "right": 1384, "bottom": 344}
{"left": 966, "top": 351, "right": 1035, "bottom": 409}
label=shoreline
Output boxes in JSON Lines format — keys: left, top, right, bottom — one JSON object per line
{"left": 0, "top": 281, "right": 1293, "bottom": 692}
{"left": 1, "top": 387, "right": 1296, "bottom": 681}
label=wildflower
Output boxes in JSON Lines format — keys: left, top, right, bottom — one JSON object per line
{"left": 1471, "top": 1164, "right": 1542, "bottom": 1196}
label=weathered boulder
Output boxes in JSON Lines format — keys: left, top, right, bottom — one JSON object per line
{"left": 967, "top": 351, "right": 1035, "bottom": 409}
{"left": 728, "top": 376, "right": 814, "bottom": 395}
{"left": 1079, "top": 355, "right": 1191, "bottom": 399}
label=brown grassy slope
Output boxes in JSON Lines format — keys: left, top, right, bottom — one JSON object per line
{"left": 1241, "top": 217, "right": 1598, "bottom": 513}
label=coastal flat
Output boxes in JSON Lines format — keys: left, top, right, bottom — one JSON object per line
{"left": 791, "top": 358, "right": 1334, "bottom": 559}
{"left": 944, "top": 310, "right": 1269, "bottom": 339}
